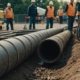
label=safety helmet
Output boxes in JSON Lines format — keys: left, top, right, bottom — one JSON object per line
{"left": 49, "top": 1, "right": 53, "bottom": 5}
{"left": 60, "top": 6, "right": 62, "bottom": 9}
{"left": 7, "top": 3, "right": 11, "bottom": 7}
{"left": 31, "top": 0, "right": 36, "bottom": 2}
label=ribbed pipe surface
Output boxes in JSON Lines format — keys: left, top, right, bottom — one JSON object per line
{"left": 38, "top": 30, "right": 71, "bottom": 63}
{"left": 0, "top": 27, "right": 66, "bottom": 77}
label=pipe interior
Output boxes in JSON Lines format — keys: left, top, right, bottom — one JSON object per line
{"left": 39, "top": 40, "right": 60, "bottom": 62}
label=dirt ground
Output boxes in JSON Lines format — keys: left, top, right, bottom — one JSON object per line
{"left": 1, "top": 24, "right": 80, "bottom": 80}
{"left": 2, "top": 23, "right": 68, "bottom": 30}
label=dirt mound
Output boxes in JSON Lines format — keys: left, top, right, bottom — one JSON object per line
{"left": 1, "top": 28, "right": 80, "bottom": 80}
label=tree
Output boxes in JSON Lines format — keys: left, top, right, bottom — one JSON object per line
{"left": 2, "top": 0, "right": 25, "bottom": 14}
{"left": 62, "top": 2, "right": 68, "bottom": 10}
{"left": 59, "top": 0, "right": 68, "bottom": 11}
{"left": 2, "top": 0, "right": 60, "bottom": 14}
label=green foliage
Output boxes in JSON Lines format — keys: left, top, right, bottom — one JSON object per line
{"left": 59, "top": 0, "right": 68, "bottom": 11}
{"left": 2, "top": 0, "right": 26, "bottom": 14}
{"left": 14, "top": 4, "right": 27, "bottom": 14}
{"left": 2, "top": 0, "right": 67, "bottom": 14}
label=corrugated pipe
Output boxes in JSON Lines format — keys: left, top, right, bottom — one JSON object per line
{"left": 0, "top": 27, "right": 66, "bottom": 77}
{"left": 37, "top": 30, "right": 71, "bottom": 63}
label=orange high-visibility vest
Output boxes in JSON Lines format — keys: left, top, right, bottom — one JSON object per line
{"left": 46, "top": 6, "right": 54, "bottom": 18}
{"left": 58, "top": 9, "right": 63, "bottom": 16}
{"left": 66, "top": 3, "right": 75, "bottom": 16}
{"left": 6, "top": 8, "right": 13, "bottom": 18}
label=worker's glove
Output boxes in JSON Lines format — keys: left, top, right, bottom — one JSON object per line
{"left": 37, "top": 17, "right": 40, "bottom": 20}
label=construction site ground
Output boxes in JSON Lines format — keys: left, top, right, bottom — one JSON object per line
{"left": 0, "top": 23, "right": 80, "bottom": 80}
{"left": 2, "top": 22, "right": 68, "bottom": 30}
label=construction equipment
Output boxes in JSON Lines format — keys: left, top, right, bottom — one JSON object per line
{"left": 0, "top": 3, "right": 5, "bottom": 30}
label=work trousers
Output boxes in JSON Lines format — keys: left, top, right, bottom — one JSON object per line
{"left": 68, "top": 16, "right": 74, "bottom": 31}
{"left": 6, "top": 18, "right": 14, "bottom": 30}
{"left": 29, "top": 17, "right": 36, "bottom": 29}
{"left": 46, "top": 18, "right": 54, "bottom": 29}
{"left": 59, "top": 16, "right": 63, "bottom": 24}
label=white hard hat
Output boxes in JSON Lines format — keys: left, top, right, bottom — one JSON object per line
{"left": 31, "top": 0, "right": 36, "bottom": 2}
{"left": 49, "top": 1, "right": 53, "bottom": 5}
{"left": 60, "top": 6, "right": 62, "bottom": 9}
{"left": 7, "top": 3, "right": 11, "bottom": 7}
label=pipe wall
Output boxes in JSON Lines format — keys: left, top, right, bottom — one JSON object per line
{"left": 38, "top": 30, "right": 71, "bottom": 63}
{"left": 0, "top": 27, "right": 66, "bottom": 77}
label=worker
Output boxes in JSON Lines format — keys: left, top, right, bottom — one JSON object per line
{"left": 76, "top": 0, "right": 80, "bottom": 19}
{"left": 5, "top": 3, "right": 14, "bottom": 30}
{"left": 76, "top": 0, "right": 80, "bottom": 36}
{"left": 27, "top": 0, "right": 38, "bottom": 29}
{"left": 57, "top": 6, "right": 64, "bottom": 24}
{"left": 65, "top": 0, "right": 76, "bottom": 31}
{"left": 45, "top": 1, "right": 56, "bottom": 29}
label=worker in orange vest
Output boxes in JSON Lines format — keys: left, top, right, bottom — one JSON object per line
{"left": 5, "top": 3, "right": 14, "bottom": 30}
{"left": 76, "top": 0, "right": 80, "bottom": 19}
{"left": 45, "top": 1, "right": 56, "bottom": 29}
{"left": 57, "top": 6, "right": 64, "bottom": 24}
{"left": 27, "top": 0, "right": 38, "bottom": 29}
{"left": 76, "top": 0, "right": 80, "bottom": 36}
{"left": 65, "top": 0, "right": 76, "bottom": 31}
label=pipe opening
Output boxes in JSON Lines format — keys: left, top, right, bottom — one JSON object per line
{"left": 38, "top": 40, "right": 60, "bottom": 63}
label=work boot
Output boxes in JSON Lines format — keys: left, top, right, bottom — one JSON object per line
{"left": 38, "top": 60, "right": 44, "bottom": 66}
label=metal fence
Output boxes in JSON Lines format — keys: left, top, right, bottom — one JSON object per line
{"left": 14, "top": 14, "right": 43, "bottom": 23}
{"left": 14, "top": 14, "right": 68, "bottom": 23}
{"left": 14, "top": 14, "right": 27, "bottom": 23}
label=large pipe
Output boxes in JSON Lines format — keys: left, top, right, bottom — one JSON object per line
{"left": 0, "top": 27, "right": 66, "bottom": 77}
{"left": 38, "top": 30, "right": 71, "bottom": 63}
{"left": 0, "top": 34, "right": 17, "bottom": 40}
{"left": 0, "top": 29, "right": 45, "bottom": 40}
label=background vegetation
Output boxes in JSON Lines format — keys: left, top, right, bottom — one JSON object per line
{"left": 0, "top": 0, "right": 76, "bottom": 14}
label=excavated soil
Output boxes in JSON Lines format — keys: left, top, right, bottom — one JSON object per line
{"left": 1, "top": 28, "right": 80, "bottom": 80}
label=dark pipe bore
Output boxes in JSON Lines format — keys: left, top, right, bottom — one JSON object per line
{"left": 38, "top": 40, "right": 60, "bottom": 63}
